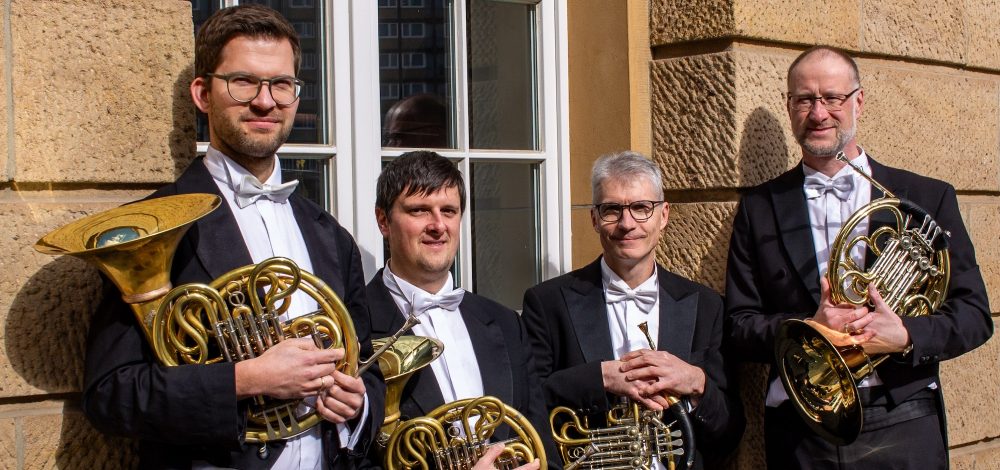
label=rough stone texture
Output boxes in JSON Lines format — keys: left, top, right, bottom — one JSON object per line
{"left": 857, "top": 64, "right": 999, "bottom": 192}
{"left": 657, "top": 202, "right": 738, "bottom": 294}
{"left": 961, "top": 200, "right": 1000, "bottom": 314}
{"left": 650, "top": 0, "right": 858, "bottom": 49}
{"left": 861, "top": 0, "right": 966, "bottom": 64}
{"left": 651, "top": 48, "right": 1000, "bottom": 191}
{"left": 569, "top": 0, "right": 631, "bottom": 206}
{"left": 22, "top": 411, "right": 137, "bottom": 470}
{"left": 952, "top": 443, "right": 1000, "bottom": 470}
{"left": 967, "top": 0, "right": 1000, "bottom": 71}
{"left": 0, "top": 202, "right": 117, "bottom": 397}
{"left": 0, "top": 418, "right": 15, "bottom": 470}
{"left": 651, "top": 50, "right": 797, "bottom": 190}
{"left": 10, "top": 0, "right": 195, "bottom": 184}
{"left": 571, "top": 207, "right": 602, "bottom": 270}
{"left": 1, "top": 13, "right": 8, "bottom": 184}
{"left": 940, "top": 318, "right": 1000, "bottom": 445}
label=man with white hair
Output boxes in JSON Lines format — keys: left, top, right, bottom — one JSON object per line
{"left": 522, "top": 151, "right": 745, "bottom": 469}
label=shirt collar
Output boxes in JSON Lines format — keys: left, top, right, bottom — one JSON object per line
{"left": 203, "top": 145, "right": 283, "bottom": 192}
{"left": 599, "top": 257, "right": 658, "bottom": 292}
{"left": 383, "top": 260, "right": 457, "bottom": 302}
{"left": 802, "top": 146, "right": 870, "bottom": 181}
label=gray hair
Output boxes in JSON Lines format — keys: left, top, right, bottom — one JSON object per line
{"left": 591, "top": 151, "right": 664, "bottom": 204}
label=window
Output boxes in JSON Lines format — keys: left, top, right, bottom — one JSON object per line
{"left": 378, "top": 23, "right": 399, "bottom": 38}
{"left": 195, "top": 0, "right": 569, "bottom": 301}
{"left": 293, "top": 22, "right": 315, "bottom": 38}
{"left": 401, "top": 23, "right": 425, "bottom": 38}
{"left": 401, "top": 52, "right": 426, "bottom": 69}
{"left": 380, "top": 53, "right": 399, "bottom": 69}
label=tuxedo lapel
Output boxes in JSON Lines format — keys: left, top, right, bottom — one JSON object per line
{"left": 291, "top": 195, "right": 345, "bottom": 298}
{"left": 770, "top": 165, "right": 822, "bottom": 306}
{"left": 865, "top": 157, "right": 908, "bottom": 270}
{"left": 655, "top": 268, "right": 697, "bottom": 362}
{"left": 175, "top": 158, "right": 252, "bottom": 279}
{"left": 461, "top": 295, "right": 514, "bottom": 407}
{"left": 563, "top": 259, "right": 616, "bottom": 364}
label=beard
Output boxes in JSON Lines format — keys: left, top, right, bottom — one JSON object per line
{"left": 209, "top": 106, "right": 292, "bottom": 163}
{"left": 796, "top": 114, "right": 857, "bottom": 157}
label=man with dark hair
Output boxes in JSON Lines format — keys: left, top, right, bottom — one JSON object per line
{"left": 725, "top": 45, "right": 992, "bottom": 468}
{"left": 365, "top": 150, "right": 560, "bottom": 470}
{"left": 82, "top": 5, "right": 384, "bottom": 469}
{"left": 522, "top": 151, "right": 745, "bottom": 470}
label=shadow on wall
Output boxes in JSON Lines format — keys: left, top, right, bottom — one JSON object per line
{"left": 6, "top": 255, "right": 138, "bottom": 466}
{"left": 737, "top": 107, "right": 792, "bottom": 188}
{"left": 172, "top": 64, "right": 198, "bottom": 178}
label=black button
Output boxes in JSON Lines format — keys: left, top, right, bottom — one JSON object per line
{"left": 932, "top": 355, "right": 939, "bottom": 361}
{"left": 920, "top": 356, "right": 929, "bottom": 363}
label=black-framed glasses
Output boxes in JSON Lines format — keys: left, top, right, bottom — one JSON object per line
{"left": 787, "top": 87, "right": 860, "bottom": 112}
{"left": 593, "top": 200, "right": 665, "bottom": 223}
{"left": 206, "top": 72, "right": 305, "bottom": 106}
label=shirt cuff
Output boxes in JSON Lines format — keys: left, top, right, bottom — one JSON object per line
{"left": 336, "top": 392, "right": 370, "bottom": 449}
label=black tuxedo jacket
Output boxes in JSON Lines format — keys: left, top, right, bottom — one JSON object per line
{"left": 366, "top": 269, "right": 561, "bottom": 469}
{"left": 81, "top": 157, "right": 386, "bottom": 469}
{"left": 521, "top": 259, "right": 746, "bottom": 468}
{"left": 725, "top": 157, "right": 992, "bottom": 424}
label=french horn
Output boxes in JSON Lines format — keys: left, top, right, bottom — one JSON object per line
{"left": 384, "top": 396, "right": 547, "bottom": 470}
{"left": 774, "top": 152, "right": 951, "bottom": 445}
{"left": 549, "top": 322, "right": 694, "bottom": 470}
{"left": 34, "top": 194, "right": 396, "bottom": 446}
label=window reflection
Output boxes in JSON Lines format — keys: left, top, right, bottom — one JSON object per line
{"left": 379, "top": 0, "right": 456, "bottom": 149}
{"left": 280, "top": 157, "right": 331, "bottom": 210}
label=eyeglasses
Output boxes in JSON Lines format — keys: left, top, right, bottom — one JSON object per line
{"left": 206, "top": 72, "right": 305, "bottom": 106}
{"left": 787, "top": 87, "right": 860, "bottom": 112}
{"left": 593, "top": 200, "right": 665, "bottom": 223}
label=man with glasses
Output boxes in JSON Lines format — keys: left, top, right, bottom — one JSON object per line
{"left": 725, "top": 46, "right": 991, "bottom": 468}
{"left": 522, "top": 151, "right": 745, "bottom": 469}
{"left": 82, "top": 5, "right": 384, "bottom": 469}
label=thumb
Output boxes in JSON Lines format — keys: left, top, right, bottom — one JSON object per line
{"left": 820, "top": 276, "right": 832, "bottom": 305}
{"left": 868, "top": 283, "right": 891, "bottom": 313}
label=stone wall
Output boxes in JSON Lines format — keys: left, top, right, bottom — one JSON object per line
{"left": 568, "top": 0, "right": 1000, "bottom": 468}
{"left": 0, "top": 1, "right": 194, "bottom": 468}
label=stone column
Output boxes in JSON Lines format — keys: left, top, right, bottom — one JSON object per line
{"left": 0, "top": 1, "right": 194, "bottom": 467}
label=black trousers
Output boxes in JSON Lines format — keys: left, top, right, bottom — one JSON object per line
{"left": 764, "top": 387, "right": 947, "bottom": 470}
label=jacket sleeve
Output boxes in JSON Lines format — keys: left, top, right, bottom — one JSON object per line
{"left": 81, "top": 276, "right": 245, "bottom": 451}
{"left": 724, "top": 196, "right": 806, "bottom": 363}
{"left": 899, "top": 183, "right": 993, "bottom": 366}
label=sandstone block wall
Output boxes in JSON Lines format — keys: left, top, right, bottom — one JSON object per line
{"left": 0, "top": 1, "right": 194, "bottom": 468}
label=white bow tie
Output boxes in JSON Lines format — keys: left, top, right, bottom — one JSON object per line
{"left": 234, "top": 173, "right": 299, "bottom": 208}
{"left": 411, "top": 289, "right": 465, "bottom": 316}
{"left": 804, "top": 174, "right": 854, "bottom": 201}
{"left": 605, "top": 280, "right": 657, "bottom": 314}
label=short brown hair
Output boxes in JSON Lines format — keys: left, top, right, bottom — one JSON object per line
{"left": 195, "top": 4, "right": 301, "bottom": 81}
{"left": 377, "top": 151, "right": 466, "bottom": 220}
{"left": 787, "top": 45, "right": 861, "bottom": 88}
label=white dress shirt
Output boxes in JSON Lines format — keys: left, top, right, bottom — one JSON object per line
{"left": 766, "top": 148, "right": 885, "bottom": 407}
{"left": 194, "top": 147, "right": 368, "bottom": 470}
{"left": 601, "top": 259, "right": 660, "bottom": 359}
{"left": 382, "top": 263, "right": 485, "bottom": 404}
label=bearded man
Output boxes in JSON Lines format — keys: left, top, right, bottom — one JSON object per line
{"left": 724, "top": 45, "right": 991, "bottom": 469}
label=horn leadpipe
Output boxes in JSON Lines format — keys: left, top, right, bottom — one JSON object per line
{"left": 836, "top": 152, "right": 896, "bottom": 198}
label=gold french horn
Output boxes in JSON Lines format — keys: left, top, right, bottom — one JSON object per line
{"left": 34, "top": 194, "right": 392, "bottom": 445}
{"left": 775, "top": 152, "right": 951, "bottom": 445}
{"left": 549, "top": 322, "right": 694, "bottom": 470}
{"left": 384, "top": 395, "right": 547, "bottom": 470}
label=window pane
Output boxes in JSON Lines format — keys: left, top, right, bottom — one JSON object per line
{"left": 280, "top": 157, "right": 331, "bottom": 210}
{"left": 223, "top": 0, "right": 329, "bottom": 145}
{"left": 379, "top": 0, "right": 457, "bottom": 149}
{"left": 470, "top": 162, "right": 541, "bottom": 309}
{"left": 467, "top": 0, "right": 539, "bottom": 151}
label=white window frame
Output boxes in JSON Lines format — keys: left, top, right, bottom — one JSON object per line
{"left": 199, "top": 0, "right": 571, "bottom": 285}
{"left": 401, "top": 22, "right": 426, "bottom": 38}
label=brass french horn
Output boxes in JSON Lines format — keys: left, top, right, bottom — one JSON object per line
{"left": 549, "top": 322, "right": 694, "bottom": 470}
{"left": 34, "top": 194, "right": 386, "bottom": 445}
{"left": 384, "top": 395, "right": 547, "bottom": 470}
{"left": 774, "top": 152, "right": 951, "bottom": 445}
